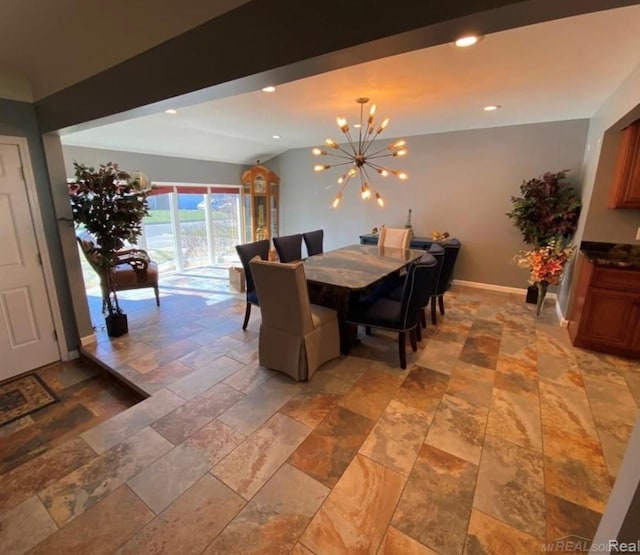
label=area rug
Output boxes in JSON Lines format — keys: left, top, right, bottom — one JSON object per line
{"left": 0, "top": 374, "right": 58, "bottom": 426}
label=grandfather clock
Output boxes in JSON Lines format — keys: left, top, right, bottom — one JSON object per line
{"left": 241, "top": 163, "right": 280, "bottom": 241}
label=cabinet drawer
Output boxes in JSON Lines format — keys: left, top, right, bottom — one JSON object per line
{"left": 592, "top": 266, "right": 640, "bottom": 293}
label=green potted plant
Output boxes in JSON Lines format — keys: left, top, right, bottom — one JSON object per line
{"left": 506, "top": 170, "right": 581, "bottom": 246}
{"left": 69, "top": 162, "right": 151, "bottom": 336}
{"left": 506, "top": 170, "right": 581, "bottom": 308}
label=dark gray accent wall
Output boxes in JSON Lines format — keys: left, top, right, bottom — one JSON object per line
{"left": 0, "top": 99, "right": 77, "bottom": 350}
{"left": 62, "top": 146, "right": 246, "bottom": 184}
{"left": 272, "top": 119, "right": 589, "bottom": 289}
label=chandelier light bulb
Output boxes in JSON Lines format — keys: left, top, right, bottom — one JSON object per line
{"left": 313, "top": 97, "right": 407, "bottom": 208}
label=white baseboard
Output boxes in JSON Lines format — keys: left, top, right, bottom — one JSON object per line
{"left": 452, "top": 279, "right": 558, "bottom": 300}
{"left": 81, "top": 333, "right": 97, "bottom": 347}
{"left": 555, "top": 300, "right": 569, "bottom": 327}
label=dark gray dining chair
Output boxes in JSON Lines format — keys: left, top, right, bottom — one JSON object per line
{"left": 347, "top": 254, "right": 439, "bottom": 369}
{"left": 235, "top": 239, "right": 271, "bottom": 329}
{"left": 273, "top": 234, "right": 303, "bottom": 263}
{"left": 431, "top": 240, "right": 461, "bottom": 324}
{"left": 303, "top": 229, "right": 324, "bottom": 257}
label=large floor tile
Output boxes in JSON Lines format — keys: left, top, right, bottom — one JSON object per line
{"left": 288, "top": 406, "right": 374, "bottom": 488}
{"left": 167, "top": 356, "right": 245, "bottom": 399}
{"left": 542, "top": 426, "right": 611, "bottom": 513}
{"left": 392, "top": 444, "right": 478, "bottom": 555}
{"left": 393, "top": 366, "right": 449, "bottom": 415}
{"left": 205, "top": 463, "right": 328, "bottom": 554}
{"left": 360, "top": 399, "right": 431, "bottom": 476}
{"left": 473, "top": 435, "right": 545, "bottom": 539}
{"left": 545, "top": 493, "right": 601, "bottom": 551}
{"left": 39, "top": 427, "right": 172, "bottom": 527}
{"left": 465, "top": 508, "right": 543, "bottom": 554}
{"left": 212, "top": 412, "right": 310, "bottom": 499}
{"left": 117, "top": 474, "right": 244, "bottom": 554}
{"left": 426, "top": 394, "right": 488, "bottom": 465}
{"left": 338, "top": 368, "right": 403, "bottom": 420}
{"left": 445, "top": 361, "right": 495, "bottom": 407}
{"left": 302, "top": 454, "right": 405, "bottom": 555}
{"left": 485, "top": 387, "right": 542, "bottom": 451}
{"left": 378, "top": 526, "right": 438, "bottom": 554}
{"left": 31, "top": 486, "right": 154, "bottom": 554}
{"left": 0, "top": 496, "right": 58, "bottom": 555}
{"left": 539, "top": 381, "right": 598, "bottom": 441}
{"left": 150, "top": 383, "right": 243, "bottom": 444}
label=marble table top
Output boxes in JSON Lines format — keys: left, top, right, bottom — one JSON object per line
{"left": 303, "top": 244, "right": 424, "bottom": 290}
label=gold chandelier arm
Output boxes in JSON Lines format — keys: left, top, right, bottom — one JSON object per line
{"left": 322, "top": 152, "right": 355, "bottom": 161}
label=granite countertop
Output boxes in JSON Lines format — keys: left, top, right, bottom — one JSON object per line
{"left": 580, "top": 241, "right": 640, "bottom": 269}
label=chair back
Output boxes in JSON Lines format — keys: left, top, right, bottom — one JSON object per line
{"left": 76, "top": 232, "right": 105, "bottom": 275}
{"left": 235, "top": 239, "right": 271, "bottom": 295}
{"left": 434, "top": 242, "right": 461, "bottom": 295}
{"left": 379, "top": 227, "right": 410, "bottom": 249}
{"left": 273, "top": 234, "right": 303, "bottom": 263}
{"left": 302, "top": 229, "right": 324, "bottom": 257}
{"left": 399, "top": 253, "right": 439, "bottom": 328}
{"left": 250, "top": 259, "right": 314, "bottom": 334}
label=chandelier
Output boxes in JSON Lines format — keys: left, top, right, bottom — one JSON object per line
{"left": 313, "top": 97, "right": 408, "bottom": 208}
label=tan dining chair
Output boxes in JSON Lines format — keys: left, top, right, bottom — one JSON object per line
{"left": 249, "top": 258, "right": 340, "bottom": 381}
{"left": 378, "top": 227, "right": 411, "bottom": 249}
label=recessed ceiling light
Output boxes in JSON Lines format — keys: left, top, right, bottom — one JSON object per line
{"left": 483, "top": 105, "right": 501, "bottom": 111}
{"left": 272, "top": 135, "right": 280, "bottom": 139}
{"left": 165, "top": 109, "right": 177, "bottom": 114}
{"left": 454, "top": 34, "right": 482, "bottom": 48}
{"left": 262, "top": 86, "right": 276, "bottom": 93}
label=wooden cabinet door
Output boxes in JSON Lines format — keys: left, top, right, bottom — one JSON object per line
{"left": 609, "top": 120, "right": 640, "bottom": 209}
{"left": 580, "top": 288, "right": 637, "bottom": 348}
{"left": 630, "top": 301, "right": 640, "bottom": 351}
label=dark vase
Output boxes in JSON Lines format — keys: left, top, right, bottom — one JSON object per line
{"left": 105, "top": 313, "right": 128, "bottom": 337}
{"left": 525, "top": 285, "right": 538, "bottom": 304}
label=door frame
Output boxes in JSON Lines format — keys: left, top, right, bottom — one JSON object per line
{"left": 0, "top": 135, "right": 68, "bottom": 361}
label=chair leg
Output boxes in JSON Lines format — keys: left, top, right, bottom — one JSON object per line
{"left": 420, "top": 307, "right": 427, "bottom": 329}
{"left": 398, "top": 331, "right": 407, "bottom": 369}
{"left": 438, "top": 294, "right": 445, "bottom": 315}
{"left": 242, "top": 303, "right": 252, "bottom": 330}
{"left": 365, "top": 326, "right": 372, "bottom": 336}
{"left": 154, "top": 285, "right": 160, "bottom": 307}
{"left": 431, "top": 296, "right": 437, "bottom": 325}
{"left": 409, "top": 328, "right": 418, "bottom": 352}
{"left": 414, "top": 318, "right": 422, "bottom": 342}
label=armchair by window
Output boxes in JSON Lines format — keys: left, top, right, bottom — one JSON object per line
{"left": 77, "top": 232, "right": 159, "bottom": 310}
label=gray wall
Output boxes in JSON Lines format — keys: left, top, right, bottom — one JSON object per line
{"left": 271, "top": 119, "right": 589, "bottom": 288}
{"left": 0, "top": 98, "right": 77, "bottom": 351}
{"left": 62, "top": 145, "right": 247, "bottom": 185}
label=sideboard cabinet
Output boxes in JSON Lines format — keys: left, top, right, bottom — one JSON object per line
{"left": 568, "top": 253, "right": 640, "bottom": 358}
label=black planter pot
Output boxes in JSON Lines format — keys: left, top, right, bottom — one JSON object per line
{"left": 525, "top": 285, "right": 539, "bottom": 304}
{"left": 105, "top": 313, "right": 128, "bottom": 337}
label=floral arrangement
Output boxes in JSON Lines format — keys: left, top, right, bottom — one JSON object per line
{"left": 515, "top": 239, "right": 574, "bottom": 314}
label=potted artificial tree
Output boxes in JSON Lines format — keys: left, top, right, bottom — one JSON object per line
{"left": 506, "top": 170, "right": 581, "bottom": 308}
{"left": 69, "top": 162, "right": 151, "bottom": 336}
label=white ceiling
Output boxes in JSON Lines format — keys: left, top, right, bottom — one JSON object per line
{"left": 54, "top": 6, "right": 640, "bottom": 165}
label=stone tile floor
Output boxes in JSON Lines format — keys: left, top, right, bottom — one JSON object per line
{"left": 1, "top": 279, "right": 639, "bottom": 554}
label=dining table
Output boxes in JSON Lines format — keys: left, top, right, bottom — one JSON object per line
{"left": 303, "top": 244, "right": 424, "bottom": 353}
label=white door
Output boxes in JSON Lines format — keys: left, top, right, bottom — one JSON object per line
{"left": 0, "top": 143, "right": 59, "bottom": 379}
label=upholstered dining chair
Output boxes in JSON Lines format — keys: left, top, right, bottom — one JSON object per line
{"left": 273, "top": 233, "right": 303, "bottom": 262}
{"left": 235, "top": 239, "right": 271, "bottom": 329}
{"left": 378, "top": 227, "right": 411, "bottom": 250}
{"left": 431, "top": 240, "right": 462, "bottom": 324}
{"left": 249, "top": 258, "right": 340, "bottom": 381}
{"left": 347, "top": 254, "right": 439, "bottom": 369}
{"left": 77, "top": 232, "right": 160, "bottom": 311}
{"left": 302, "top": 229, "right": 324, "bottom": 257}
